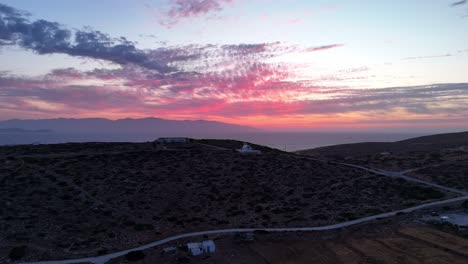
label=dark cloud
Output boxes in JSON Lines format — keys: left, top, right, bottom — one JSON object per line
{"left": 0, "top": 2, "right": 310, "bottom": 87}
{"left": 451, "top": 0, "right": 467, "bottom": 6}
{"left": 450, "top": 0, "right": 468, "bottom": 17}
{"left": 0, "top": 3, "right": 175, "bottom": 73}
{"left": 160, "top": 0, "right": 234, "bottom": 27}
{"left": 1, "top": 3, "right": 296, "bottom": 76}
{"left": 304, "top": 44, "right": 344, "bottom": 52}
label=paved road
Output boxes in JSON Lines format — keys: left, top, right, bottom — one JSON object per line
{"left": 22, "top": 195, "right": 468, "bottom": 264}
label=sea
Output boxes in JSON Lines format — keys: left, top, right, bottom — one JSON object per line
{"left": 0, "top": 132, "right": 425, "bottom": 152}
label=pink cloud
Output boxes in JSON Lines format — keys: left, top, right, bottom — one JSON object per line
{"left": 3, "top": 36, "right": 465, "bottom": 125}
{"left": 3, "top": 2, "right": 468, "bottom": 129}
{"left": 288, "top": 18, "right": 302, "bottom": 25}
{"left": 2, "top": 64, "right": 467, "bottom": 124}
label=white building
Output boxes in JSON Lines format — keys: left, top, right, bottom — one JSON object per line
{"left": 187, "top": 240, "right": 216, "bottom": 256}
{"left": 237, "top": 143, "right": 261, "bottom": 154}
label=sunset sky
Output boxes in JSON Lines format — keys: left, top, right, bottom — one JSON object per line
{"left": 1, "top": 0, "right": 467, "bottom": 132}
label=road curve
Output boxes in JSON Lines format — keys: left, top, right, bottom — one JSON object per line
{"left": 21, "top": 195, "right": 468, "bottom": 264}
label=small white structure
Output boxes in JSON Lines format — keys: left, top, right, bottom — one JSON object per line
{"left": 440, "top": 216, "right": 449, "bottom": 222}
{"left": 156, "top": 137, "right": 191, "bottom": 143}
{"left": 187, "top": 240, "right": 216, "bottom": 256}
{"left": 237, "top": 143, "right": 261, "bottom": 154}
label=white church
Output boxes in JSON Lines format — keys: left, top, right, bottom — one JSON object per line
{"left": 237, "top": 143, "right": 261, "bottom": 154}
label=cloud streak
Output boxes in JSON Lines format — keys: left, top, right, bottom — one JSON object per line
{"left": 304, "top": 44, "right": 344, "bottom": 52}
{"left": 451, "top": 0, "right": 467, "bottom": 6}
{"left": 402, "top": 54, "right": 452, "bottom": 60}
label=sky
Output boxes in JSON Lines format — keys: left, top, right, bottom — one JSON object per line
{"left": 0, "top": 0, "right": 467, "bottom": 132}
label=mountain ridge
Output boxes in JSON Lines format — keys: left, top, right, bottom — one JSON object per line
{"left": 0, "top": 117, "right": 259, "bottom": 134}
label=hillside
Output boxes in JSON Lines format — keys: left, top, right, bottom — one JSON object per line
{"left": 297, "top": 131, "right": 468, "bottom": 159}
{"left": 0, "top": 140, "right": 449, "bottom": 262}
{"left": 298, "top": 131, "right": 468, "bottom": 191}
